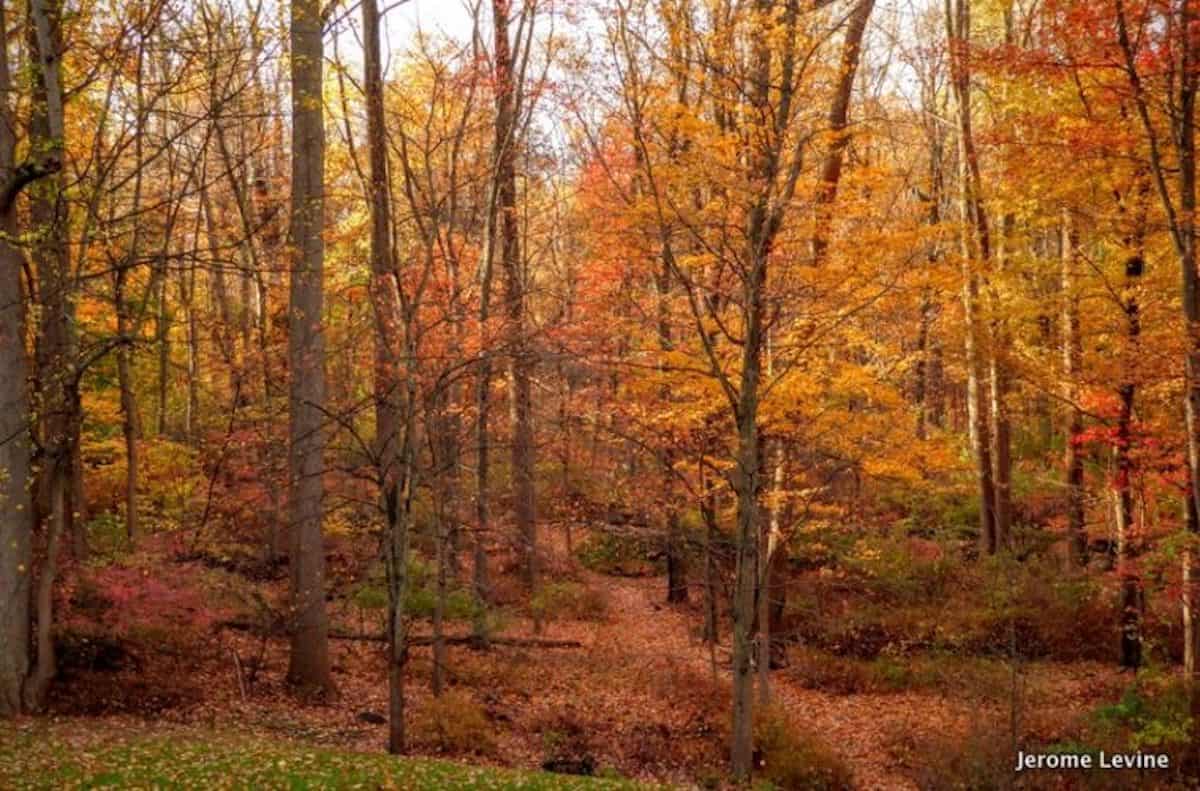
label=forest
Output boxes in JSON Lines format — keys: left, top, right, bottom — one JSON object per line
{"left": 4, "top": 0, "right": 1200, "bottom": 787}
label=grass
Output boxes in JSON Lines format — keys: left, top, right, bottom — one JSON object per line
{"left": 0, "top": 722, "right": 647, "bottom": 790}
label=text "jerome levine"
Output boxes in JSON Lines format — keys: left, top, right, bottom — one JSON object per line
{"left": 1015, "top": 751, "right": 1170, "bottom": 772}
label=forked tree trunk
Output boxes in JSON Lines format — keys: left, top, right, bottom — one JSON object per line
{"left": 22, "top": 0, "right": 75, "bottom": 711}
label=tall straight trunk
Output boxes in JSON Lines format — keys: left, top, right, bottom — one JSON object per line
{"left": 700, "top": 468, "right": 719, "bottom": 647}
{"left": 433, "top": 485, "right": 448, "bottom": 697}
{"left": 24, "top": 468, "right": 63, "bottom": 710}
{"left": 916, "top": 128, "right": 944, "bottom": 439}
{"left": 493, "top": 0, "right": 537, "bottom": 591}
{"left": 558, "top": 359, "right": 573, "bottom": 554}
{"left": 757, "top": 448, "right": 784, "bottom": 706}
{"left": 657, "top": 248, "right": 687, "bottom": 603}
{"left": 1116, "top": 256, "right": 1142, "bottom": 668}
{"left": 988, "top": 328, "right": 1012, "bottom": 551}
{"left": 362, "top": 0, "right": 410, "bottom": 748}
{"left": 115, "top": 267, "right": 141, "bottom": 541}
{"left": 947, "top": 0, "right": 997, "bottom": 555}
{"left": 729, "top": 258, "right": 763, "bottom": 780}
{"left": 155, "top": 274, "right": 170, "bottom": 437}
{"left": 384, "top": 433, "right": 414, "bottom": 753}
{"left": 915, "top": 299, "right": 932, "bottom": 440}
{"left": 286, "top": 0, "right": 334, "bottom": 696}
{"left": 0, "top": 0, "right": 36, "bottom": 713}
{"left": 473, "top": 205, "right": 496, "bottom": 638}
{"left": 989, "top": 219, "right": 1014, "bottom": 550}
{"left": 473, "top": 331, "right": 494, "bottom": 624}
{"left": 183, "top": 265, "right": 199, "bottom": 441}
{"left": 1061, "top": 216, "right": 1087, "bottom": 567}
{"left": 117, "top": 40, "right": 148, "bottom": 543}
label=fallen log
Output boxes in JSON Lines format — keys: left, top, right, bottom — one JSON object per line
{"left": 218, "top": 619, "right": 582, "bottom": 649}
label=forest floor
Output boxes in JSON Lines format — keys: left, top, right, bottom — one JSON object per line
{"left": 7, "top": 524, "right": 1130, "bottom": 789}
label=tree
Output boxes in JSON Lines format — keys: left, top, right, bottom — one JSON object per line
{"left": 493, "top": 0, "right": 538, "bottom": 592}
{"left": 285, "top": 0, "right": 334, "bottom": 697}
{"left": 24, "top": 0, "right": 74, "bottom": 711}
{"left": 0, "top": 0, "right": 57, "bottom": 715}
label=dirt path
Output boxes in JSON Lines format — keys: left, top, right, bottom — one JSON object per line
{"left": 573, "top": 560, "right": 922, "bottom": 789}
{"left": 569, "top": 543, "right": 1125, "bottom": 790}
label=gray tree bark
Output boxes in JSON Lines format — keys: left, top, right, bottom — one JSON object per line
{"left": 0, "top": 0, "right": 36, "bottom": 715}
{"left": 493, "top": 0, "right": 538, "bottom": 592}
{"left": 285, "top": 0, "right": 334, "bottom": 697}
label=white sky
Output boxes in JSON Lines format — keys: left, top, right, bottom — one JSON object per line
{"left": 386, "top": 0, "right": 475, "bottom": 41}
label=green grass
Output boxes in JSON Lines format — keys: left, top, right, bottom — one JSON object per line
{"left": 0, "top": 723, "right": 647, "bottom": 790}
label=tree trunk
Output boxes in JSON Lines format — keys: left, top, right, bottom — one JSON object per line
{"left": 285, "top": 0, "right": 334, "bottom": 697}
{"left": 811, "top": 0, "right": 876, "bottom": 264}
{"left": 729, "top": 282, "right": 763, "bottom": 780}
{"left": 700, "top": 480, "right": 720, "bottom": 646}
{"left": 385, "top": 454, "right": 412, "bottom": 753}
{"left": 0, "top": 0, "right": 34, "bottom": 712}
{"left": 433, "top": 493, "right": 447, "bottom": 697}
{"left": 363, "top": 0, "right": 412, "bottom": 743}
{"left": 115, "top": 267, "right": 141, "bottom": 542}
{"left": 1060, "top": 216, "right": 1087, "bottom": 566}
{"left": 1115, "top": 258, "right": 1141, "bottom": 668}
{"left": 21, "top": 0, "right": 75, "bottom": 710}
{"left": 989, "top": 216, "right": 1013, "bottom": 551}
{"left": 916, "top": 118, "right": 944, "bottom": 439}
{"left": 23, "top": 466, "right": 64, "bottom": 711}
{"left": 666, "top": 510, "right": 689, "bottom": 603}
{"left": 493, "top": 0, "right": 537, "bottom": 593}
{"left": 657, "top": 252, "right": 687, "bottom": 604}
{"left": 30, "top": 0, "right": 84, "bottom": 565}
{"left": 156, "top": 274, "right": 170, "bottom": 437}
{"left": 1114, "top": 0, "right": 1200, "bottom": 740}
{"left": 947, "top": 0, "right": 997, "bottom": 555}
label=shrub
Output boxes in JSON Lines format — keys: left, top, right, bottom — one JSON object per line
{"left": 84, "top": 512, "right": 130, "bottom": 562}
{"left": 754, "top": 706, "right": 854, "bottom": 790}
{"left": 788, "top": 647, "right": 1012, "bottom": 700}
{"left": 787, "top": 647, "right": 872, "bottom": 695}
{"left": 414, "top": 690, "right": 495, "bottom": 756}
{"left": 1089, "top": 671, "right": 1192, "bottom": 751}
{"left": 575, "top": 532, "right": 660, "bottom": 576}
{"left": 843, "top": 531, "right": 955, "bottom": 606}
{"left": 353, "top": 558, "right": 485, "bottom": 624}
{"left": 529, "top": 581, "right": 609, "bottom": 623}
{"left": 892, "top": 721, "right": 1012, "bottom": 791}
{"left": 538, "top": 710, "right": 597, "bottom": 776}
{"left": 887, "top": 486, "right": 980, "bottom": 541}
